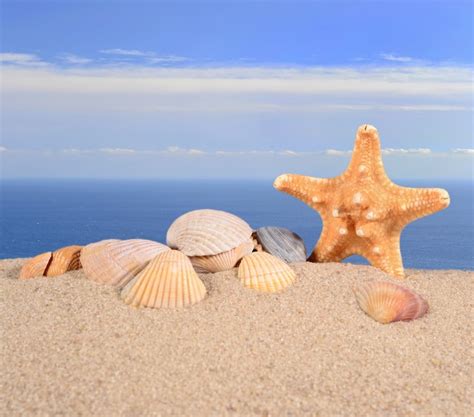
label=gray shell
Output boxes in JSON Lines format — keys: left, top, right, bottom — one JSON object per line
{"left": 254, "top": 227, "right": 307, "bottom": 263}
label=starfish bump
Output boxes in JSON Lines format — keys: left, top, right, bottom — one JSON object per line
{"left": 273, "top": 124, "right": 450, "bottom": 278}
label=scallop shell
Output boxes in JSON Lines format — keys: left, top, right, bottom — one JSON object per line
{"left": 353, "top": 281, "right": 429, "bottom": 324}
{"left": 81, "top": 239, "right": 169, "bottom": 288}
{"left": 45, "top": 245, "right": 82, "bottom": 276}
{"left": 238, "top": 252, "right": 296, "bottom": 293}
{"left": 121, "top": 250, "right": 206, "bottom": 308}
{"left": 19, "top": 252, "right": 52, "bottom": 279}
{"left": 254, "top": 227, "right": 307, "bottom": 263}
{"left": 166, "top": 209, "right": 253, "bottom": 256}
{"left": 190, "top": 238, "right": 255, "bottom": 273}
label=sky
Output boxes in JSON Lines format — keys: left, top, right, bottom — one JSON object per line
{"left": 1, "top": 0, "right": 473, "bottom": 179}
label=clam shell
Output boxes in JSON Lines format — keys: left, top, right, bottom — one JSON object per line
{"left": 190, "top": 238, "right": 255, "bottom": 273}
{"left": 254, "top": 227, "right": 307, "bottom": 263}
{"left": 121, "top": 250, "right": 207, "bottom": 309}
{"left": 238, "top": 252, "right": 296, "bottom": 293}
{"left": 19, "top": 252, "right": 52, "bottom": 279}
{"left": 166, "top": 209, "right": 252, "bottom": 256}
{"left": 81, "top": 239, "right": 169, "bottom": 288}
{"left": 45, "top": 245, "right": 82, "bottom": 276}
{"left": 353, "top": 281, "right": 429, "bottom": 324}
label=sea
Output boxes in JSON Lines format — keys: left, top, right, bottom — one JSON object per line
{"left": 1, "top": 179, "right": 473, "bottom": 270}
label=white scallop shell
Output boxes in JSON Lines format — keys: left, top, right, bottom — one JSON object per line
{"left": 166, "top": 209, "right": 252, "bottom": 256}
{"left": 81, "top": 239, "right": 169, "bottom": 288}
{"left": 190, "top": 238, "right": 255, "bottom": 273}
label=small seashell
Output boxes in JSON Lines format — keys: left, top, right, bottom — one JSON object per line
{"left": 166, "top": 209, "right": 252, "bottom": 256}
{"left": 121, "top": 250, "right": 206, "bottom": 309}
{"left": 81, "top": 239, "right": 169, "bottom": 288}
{"left": 353, "top": 281, "right": 429, "bottom": 324}
{"left": 19, "top": 252, "right": 52, "bottom": 279}
{"left": 253, "top": 227, "right": 307, "bottom": 263}
{"left": 238, "top": 252, "right": 296, "bottom": 293}
{"left": 45, "top": 245, "right": 82, "bottom": 277}
{"left": 190, "top": 238, "right": 255, "bottom": 273}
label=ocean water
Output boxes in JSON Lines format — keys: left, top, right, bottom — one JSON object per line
{"left": 1, "top": 179, "right": 473, "bottom": 270}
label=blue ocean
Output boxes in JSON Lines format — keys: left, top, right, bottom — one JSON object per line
{"left": 1, "top": 179, "right": 472, "bottom": 270}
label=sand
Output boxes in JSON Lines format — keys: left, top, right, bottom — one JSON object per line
{"left": 1, "top": 258, "right": 473, "bottom": 417}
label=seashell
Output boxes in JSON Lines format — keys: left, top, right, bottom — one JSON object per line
{"left": 81, "top": 239, "right": 169, "bottom": 288}
{"left": 190, "top": 238, "right": 255, "bottom": 273}
{"left": 45, "top": 245, "right": 82, "bottom": 277}
{"left": 254, "top": 227, "right": 307, "bottom": 263}
{"left": 353, "top": 281, "right": 429, "bottom": 324}
{"left": 19, "top": 252, "right": 52, "bottom": 279}
{"left": 166, "top": 209, "right": 252, "bottom": 256}
{"left": 238, "top": 252, "right": 296, "bottom": 293}
{"left": 121, "top": 250, "right": 206, "bottom": 309}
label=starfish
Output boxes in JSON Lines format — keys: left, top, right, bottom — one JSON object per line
{"left": 273, "top": 124, "right": 450, "bottom": 278}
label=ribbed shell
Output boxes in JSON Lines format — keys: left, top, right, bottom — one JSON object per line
{"left": 353, "top": 281, "right": 429, "bottom": 324}
{"left": 190, "top": 238, "right": 255, "bottom": 273}
{"left": 254, "top": 226, "right": 307, "bottom": 263}
{"left": 19, "top": 252, "right": 52, "bottom": 279}
{"left": 238, "top": 252, "right": 296, "bottom": 293}
{"left": 166, "top": 209, "right": 253, "bottom": 256}
{"left": 45, "top": 245, "right": 82, "bottom": 276}
{"left": 121, "top": 250, "right": 206, "bottom": 308}
{"left": 81, "top": 239, "right": 169, "bottom": 288}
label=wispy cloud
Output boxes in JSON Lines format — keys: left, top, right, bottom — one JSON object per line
{"left": 99, "top": 147, "right": 137, "bottom": 155}
{"left": 452, "top": 148, "right": 474, "bottom": 154}
{"left": 99, "top": 48, "right": 188, "bottom": 64}
{"left": 8, "top": 147, "right": 470, "bottom": 158}
{"left": 59, "top": 54, "right": 92, "bottom": 65}
{"left": 325, "top": 149, "right": 352, "bottom": 156}
{"left": 380, "top": 53, "right": 415, "bottom": 63}
{"left": 99, "top": 48, "right": 153, "bottom": 57}
{"left": 0, "top": 146, "right": 7, "bottom": 152}
{"left": 382, "top": 148, "right": 432, "bottom": 155}
{"left": 0, "top": 52, "right": 47, "bottom": 67}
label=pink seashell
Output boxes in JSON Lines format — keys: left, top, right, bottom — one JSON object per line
{"left": 353, "top": 281, "right": 429, "bottom": 324}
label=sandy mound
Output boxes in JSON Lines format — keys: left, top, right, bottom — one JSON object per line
{"left": 1, "top": 258, "right": 472, "bottom": 416}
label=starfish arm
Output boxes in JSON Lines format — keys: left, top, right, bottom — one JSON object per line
{"left": 343, "top": 124, "right": 390, "bottom": 184}
{"left": 308, "top": 219, "right": 351, "bottom": 262}
{"left": 273, "top": 173, "right": 340, "bottom": 209}
{"left": 389, "top": 186, "right": 450, "bottom": 226}
{"left": 362, "top": 233, "right": 405, "bottom": 278}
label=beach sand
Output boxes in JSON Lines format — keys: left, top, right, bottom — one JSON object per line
{"left": 1, "top": 258, "right": 472, "bottom": 417}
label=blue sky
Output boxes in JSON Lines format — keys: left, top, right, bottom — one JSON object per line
{"left": 1, "top": 0, "right": 473, "bottom": 179}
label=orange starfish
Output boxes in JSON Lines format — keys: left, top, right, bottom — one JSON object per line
{"left": 273, "top": 124, "right": 450, "bottom": 278}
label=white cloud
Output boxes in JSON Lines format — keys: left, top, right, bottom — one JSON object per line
{"left": 99, "top": 148, "right": 137, "bottom": 155}
{"left": 381, "top": 53, "right": 414, "bottom": 63}
{"left": 279, "top": 150, "right": 299, "bottom": 156}
{"left": 148, "top": 55, "right": 188, "bottom": 64}
{"left": 60, "top": 54, "right": 92, "bottom": 65}
{"left": 2, "top": 65, "right": 472, "bottom": 98}
{"left": 0, "top": 146, "right": 7, "bottom": 152}
{"left": 382, "top": 148, "right": 432, "bottom": 155}
{"left": 99, "top": 48, "right": 153, "bottom": 57}
{"left": 325, "top": 149, "right": 352, "bottom": 156}
{"left": 452, "top": 148, "right": 474, "bottom": 154}
{"left": 0, "top": 52, "right": 47, "bottom": 67}
{"left": 99, "top": 49, "right": 187, "bottom": 64}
